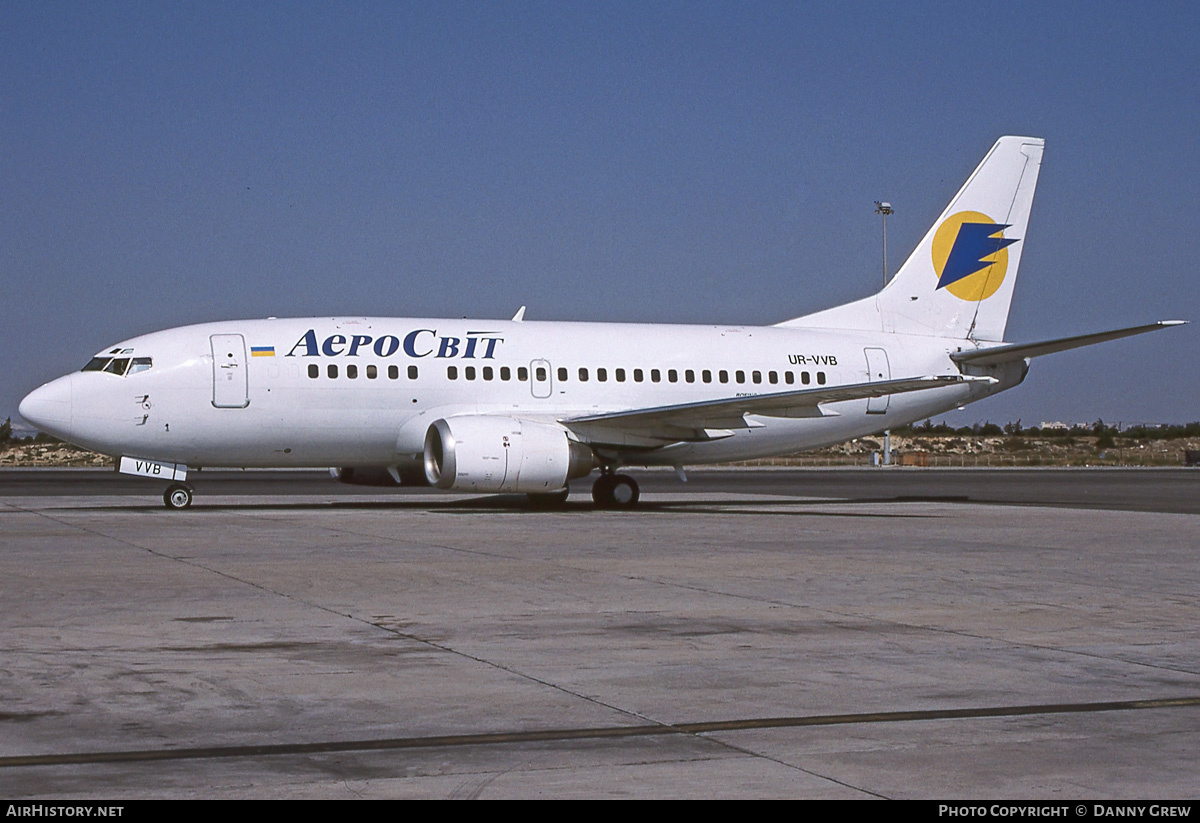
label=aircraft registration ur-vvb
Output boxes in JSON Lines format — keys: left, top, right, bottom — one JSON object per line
{"left": 19, "top": 136, "right": 1185, "bottom": 508}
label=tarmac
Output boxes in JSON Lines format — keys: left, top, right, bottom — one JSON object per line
{"left": 1, "top": 468, "right": 1198, "bottom": 798}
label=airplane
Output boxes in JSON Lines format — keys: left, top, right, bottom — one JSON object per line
{"left": 18, "top": 136, "right": 1185, "bottom": 509}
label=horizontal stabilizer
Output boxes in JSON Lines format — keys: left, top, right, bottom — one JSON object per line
{"left": 951, "top": 321, "right": 1186, "bottom": 366}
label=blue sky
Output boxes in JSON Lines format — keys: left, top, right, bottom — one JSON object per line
{"left": 4, "top": 1, "right": 1197, "bottom": 430}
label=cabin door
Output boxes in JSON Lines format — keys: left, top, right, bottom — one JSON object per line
{"left": 211, "top": 334, "right": 250, "bottom": 408}
{"left": 864, "top": 347, "right": 891, "bottom": 414}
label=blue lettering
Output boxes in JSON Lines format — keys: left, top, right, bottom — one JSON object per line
{"left": 286, "top": 328, "right": 501, "bottom": 359}
{"left": 404, "top": 329, "right": 435, "bottom": 358}
{"left": 374, "top": 335, "right": 400, "bottom": 357}
{"left": 286, "top": 329, "right": 319, "bottom": 357}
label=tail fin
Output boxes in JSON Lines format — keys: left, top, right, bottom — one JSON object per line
{"left": 779, "top": 136, "right": 1044, "bottom": 342}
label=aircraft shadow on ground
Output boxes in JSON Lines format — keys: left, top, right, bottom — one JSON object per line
{"left": 61, "top": 495, "right": 952, "bottom": 519}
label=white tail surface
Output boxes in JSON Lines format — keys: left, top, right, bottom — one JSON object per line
{"left": 780, "top": 136, "right": 1045, "bottom": 342}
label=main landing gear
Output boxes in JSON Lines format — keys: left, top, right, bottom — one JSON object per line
{"left": 163, "top": 482, "right": 194, "bottom": 510}
{"left": 591, "top": 472, "right": 639, "bottom": 508}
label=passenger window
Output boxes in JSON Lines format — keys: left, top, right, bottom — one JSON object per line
{"left": 668, "top": 369, "right": 677, "bottom": 383}
{"left": 328, "top": 364, "right": 338, "bottom": 379}
{"left": 308, "top": 364, "right": 319, "bottom": 379}
{"left": 579, "top": 367, "right": 589, "bottom": 382}
{"left": 634, "top": 369, "right": 644, "bottom": 382}
{"left": 597, "top": 368, "right": 607, "bottom": 382}
{"left": 465, "top": 366, "right": 476, "bottom": 380}
{"left": 719, "top": 370, "right": 728, "bottom": 383}
{"left": 817, "top": 371, "right": 826, "bottom": 385}
{"left": 408, "top": 365, "right": 418, "bottom": 379}
{"left": 616, "top": 368, "right": 626, "bottom": 382}
{"left": 536, "top": 367, "right": 547, "bottom": 381}
{"left": 702, "top": 370, "right": 711, "bottom": 383}
{"left": 557, "top": 367, "right": 567, "bottom": 381}
{"left": 482, "top": 366, "right": 492, "bottom": 380}
{"left": 366, "top": 365, "right": 377, "bottom": 379}
{"left": 651, "top": 369, "right": 661, "bottom": 383}
{"left": 518, "top": 366, "right": 529, "bottom": 381}
{"left": 347, "top": 365, "right": 358, "bottom": 379}
{"left": 768, "top": 371, "right": 777, "bottom": 384}
{"left": 447, "top": 366, "right": 458, "bottom": 380}
{"left": 802, "top": 371, "right": 811, "bottom": 385}
{"left": 388, "top": 365, "right": 399, "bottom": 379}
{"left": 785, "top": 371, "right": 794, "bottom": 385}
{"left": 735, "top": 370, "right": 745, "bottom": 384}
{"left": 500, "top": 366, "right": 511, "bottom": 381}
{"left": 685, "top": 369, "right": 695, "bottom": 383}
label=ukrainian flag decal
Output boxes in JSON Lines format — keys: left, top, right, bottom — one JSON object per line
{"left": 251, "top": 346, "right": 275, "bottom": 357}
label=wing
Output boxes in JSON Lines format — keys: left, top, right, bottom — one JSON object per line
{"left": 561, "top": 374, "right": 980, "bottom": 447}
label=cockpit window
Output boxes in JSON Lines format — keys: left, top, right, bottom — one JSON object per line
{"left": 102, "top": 358, "right": 131, "bottom": 376}
{"left": 82, "top": 355, "right": 151, "bottom": 376}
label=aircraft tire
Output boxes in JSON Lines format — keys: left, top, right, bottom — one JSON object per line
{"left": 592, "top": 473, "right": 639, "bottom": 508}
{"left": 591, "top": 474, "right": 615, "bottom": 506}
{"left": 164, "top": 483, "right": 193, "bottom": 510}
{"left": 610, "top": 474, "right": 640, "bottom": 507}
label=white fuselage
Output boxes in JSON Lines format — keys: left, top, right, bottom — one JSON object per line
{"left": 20, "top": 316, "right": 1020, "bottom": 472}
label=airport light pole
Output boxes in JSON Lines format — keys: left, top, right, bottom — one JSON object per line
{"left": 874, "top": 201, "right": 894, "bottom": 286}
{"left": 874, "top": 201, "right": 894, "bottom": 465}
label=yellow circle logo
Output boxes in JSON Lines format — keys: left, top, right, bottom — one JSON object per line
{"left": 931, "top": 211, "right": 1018, "bottom": 301}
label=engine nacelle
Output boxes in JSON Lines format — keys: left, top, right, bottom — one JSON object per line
{"left": 424, "top": 416, "right": 595, "bottom": 493}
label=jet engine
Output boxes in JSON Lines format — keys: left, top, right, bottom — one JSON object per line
{"left": 423, "top": 416, "right": 595, "bottom": 493}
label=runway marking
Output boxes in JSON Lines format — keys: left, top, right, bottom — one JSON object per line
{"left": 4, "top": 696, "right": 1198, "bottom": 769}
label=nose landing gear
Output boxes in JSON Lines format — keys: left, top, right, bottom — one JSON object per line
{"left": 591, "top": 472, "right": 639, "bottom": 508}
{"left": 163, "top": 482, "right": 194, "bottom": 510}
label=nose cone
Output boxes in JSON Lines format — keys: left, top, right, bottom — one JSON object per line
{"left": 19, "top": 375, "right": 74, "bottom": 440}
